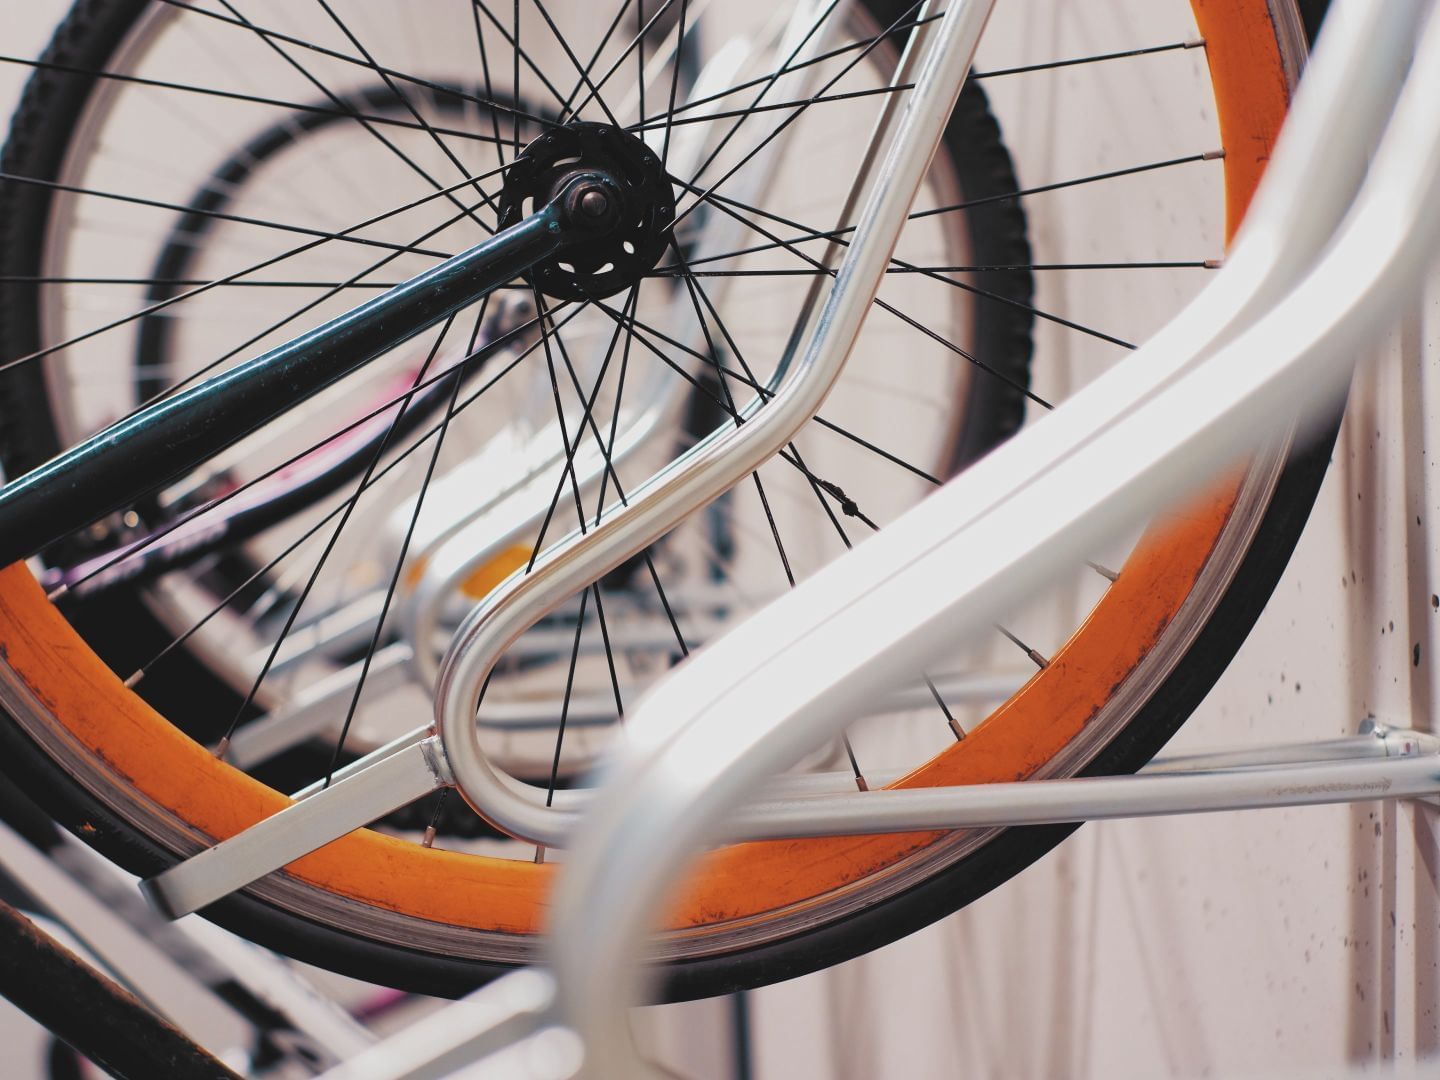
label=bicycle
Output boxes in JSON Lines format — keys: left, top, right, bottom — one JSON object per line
{"left": 0, "top": 0, "right": 1334, "bottom": 1007}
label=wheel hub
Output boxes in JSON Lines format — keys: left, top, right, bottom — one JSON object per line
{"left": 498, "top": 121, "right": 676, "bottom": 301}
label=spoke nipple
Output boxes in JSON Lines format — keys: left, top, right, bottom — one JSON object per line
{"left": 854, "top": 775, "right": 870, "bottom": 792}
{"left": 1185, "top": 37, "right": 1207, "bottom": 49}
{"left": 123, "top": 670, "right": 144, "bottom": 689}
{"left": 213, "top": 736, "right": 230, "bottom": 761}
{"left": 1086, "top": 560, "right": 1119, "bottom": 582}
{"left": 948, "top": 718, "right": 967, "bottom": 742}
{"left": 45, "top": 583, "right": 69, "bottom": 603}
{"left": 534, "top": 845, "right": 547, "bottom": 864}
{"left": 1202, "top": 148, "right": 1226, "bottom": 161}
{"left": 1204, "top": 258, "right": 1223, "bottom": 270}
{"left": 422, "top": 825, "right": 438, "bottom": 849}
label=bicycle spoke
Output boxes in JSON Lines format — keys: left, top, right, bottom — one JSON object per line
{"left": 152, "top": 0, "right": 560, "bottom": 131}
{"left": 313, "top": 0, "right": 497, "bottom": 213}
{"left": 0, "top": 164, "right": 509, "bottom": 374}
{"left": 323, "top": 308, "right": 470, "bottom": 787}
{"left": 681, "top": 251, "right": 971, "bottom": 753}
{"left": 537, "top": 295, "right": 690, "bottom": 657}
{"left": 631, "top": 81, "right": 915, "bottom": 132}
{"left": 996, "top": 624, "right": 1049, "bottom": 669}
{"left": 544, "top": 586, "right": 590, "bottom": 806}
{"left": 596, "top": 287, "right": 640, "bottom": 517}
{"left": 566, "top": 0, "right": 678, "bottom": 124}
{"left": 558, "top": 0, "right": 634, "bottom": 122}
{"left": 0, "top": 276, "right": 523, "bottom": 289}
{"left": 658, "top": 0, "right": 689, "bottom": 171}
{"left": 925, "top": 675, "right": 965, "bottom": 741}
{"left": 672, "top": 0, "right": 911, "bottom": 230}
{"left": 673, "top": 175, "right": 1134, "bottom": 350}
{"left": 671, "top": 246, "right": 863, "bottom": 540}
{"left": 512, "top": 0, "right": 524, "bottom": 155}
{"left": 590, "top": 582, "right": 624, "bottom": 720}
{"left": 61, "top": 303, "right": 578, "bottom": 601}
{"left": 676, "top": 153, "right": 1219, "bottom": 270}
{"left": 531, "top": 0, "right": 622, "bottom": 127}
{"left": 593, "top": 298, "right": 952, "bottom": 485}
{"left": 462, "top": 0, "right": 572, "bottom": 118}
{"left": 215, "top": 311, "right": 460, "bottom": 757}
{"left": 213, "top": 0, "right": 497, "bottom": 233}
{"left": 648, "top": 260, "right": 1214, "bottom": 276}
{"left": 681, "top": 0, "right": 848, "bottom": 188}
{"left": 634, "top": 10, "right": 942, "bottom": 125}
{"left": 532, "top": 291, "right": 590, "bottom": 528}
{"left": 594, "top": 298, "right": 900, "bottom": 522}
{"left": 0, "top": 171, "right": 454, "bottom": 260}
{"left": 671, "top": 248, "right": 796, "bottom": 587}
{"left": 118, "top": 306, "right": 581, "bottom": 679}
{"left": 470, "top": 1, "right": 509, "bottom": 172}
{"left": 972, "top": 38, "right": 1203, "bottom": 81}
{"left": 0, "top": 53, "right": 506, "bottom": 144}
{"left": 635, "top": 0, "right": 646, "bottom": 127}
{"left": 151, "top": 194, "right": 490, "bottom": 406}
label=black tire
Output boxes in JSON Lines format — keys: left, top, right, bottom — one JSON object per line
{"left": 0, "top": 0, "right": 1330, "bottom": 1001}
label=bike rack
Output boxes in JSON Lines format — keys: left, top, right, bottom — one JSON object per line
{"left": 318, "top": 721, "right": 1440, "bottom": 1080}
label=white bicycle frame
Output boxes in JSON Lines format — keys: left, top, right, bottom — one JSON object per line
{"left": 118, "top": 0, "right": 1440, "bottom": 1073}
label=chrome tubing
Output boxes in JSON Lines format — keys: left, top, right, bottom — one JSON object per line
{"left": 433, "top": 0, "right": 992, "bottom": 851}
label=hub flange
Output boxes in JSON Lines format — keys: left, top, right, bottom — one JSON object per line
{"left": 498, "top": 121, "right": 676, "bottom": 301}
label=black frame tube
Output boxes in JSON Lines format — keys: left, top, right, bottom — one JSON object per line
{"left": 0, "top": 898, "right": 243, "bottom": 1080}
{"left": 0, "top": 201, "right": 573, "bottom": 566}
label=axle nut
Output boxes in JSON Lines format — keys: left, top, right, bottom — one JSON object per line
{"left": 579, "top": 188, "right": 610, "bottom": 218}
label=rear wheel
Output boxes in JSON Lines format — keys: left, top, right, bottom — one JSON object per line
{"left": 0, "top": 0, "right": 1331, "bottom": 998}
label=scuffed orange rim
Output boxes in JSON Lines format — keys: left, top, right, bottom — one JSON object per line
{"left": 0, "top": 0, "right": 1289, "bottom": 938}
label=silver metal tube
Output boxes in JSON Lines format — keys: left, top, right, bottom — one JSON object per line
{"left": 434, "top": 0, "right": 988, "bottom": 851}
{"left": 546, "top": 3, "right": 999, "bottom": 1073}
{"left": 731, "top": 755, "right": 1440, "bottom": 837}
{"left": 547, "top": 3, "right": 1440, "bottom": 1075}
{"left": 144, "top": 737, "right": 448, "bottom": 918}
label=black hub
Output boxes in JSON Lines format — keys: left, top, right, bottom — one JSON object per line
{"left": 498, "top": 121, "right": 676, "bottom": 301}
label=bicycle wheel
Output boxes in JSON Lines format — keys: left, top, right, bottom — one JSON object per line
{"left": 1, "top": 0, "right": 1031, "bottom": 791}
{"left": 0, "top": 0, "right": 1330, "bottom": 999}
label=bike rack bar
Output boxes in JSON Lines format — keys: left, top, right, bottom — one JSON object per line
{"left": 730, "top": 726, "right": 1440, "bottom": 839}
{"left": 143, "top": 737, "right": 448, "bottom": 919}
